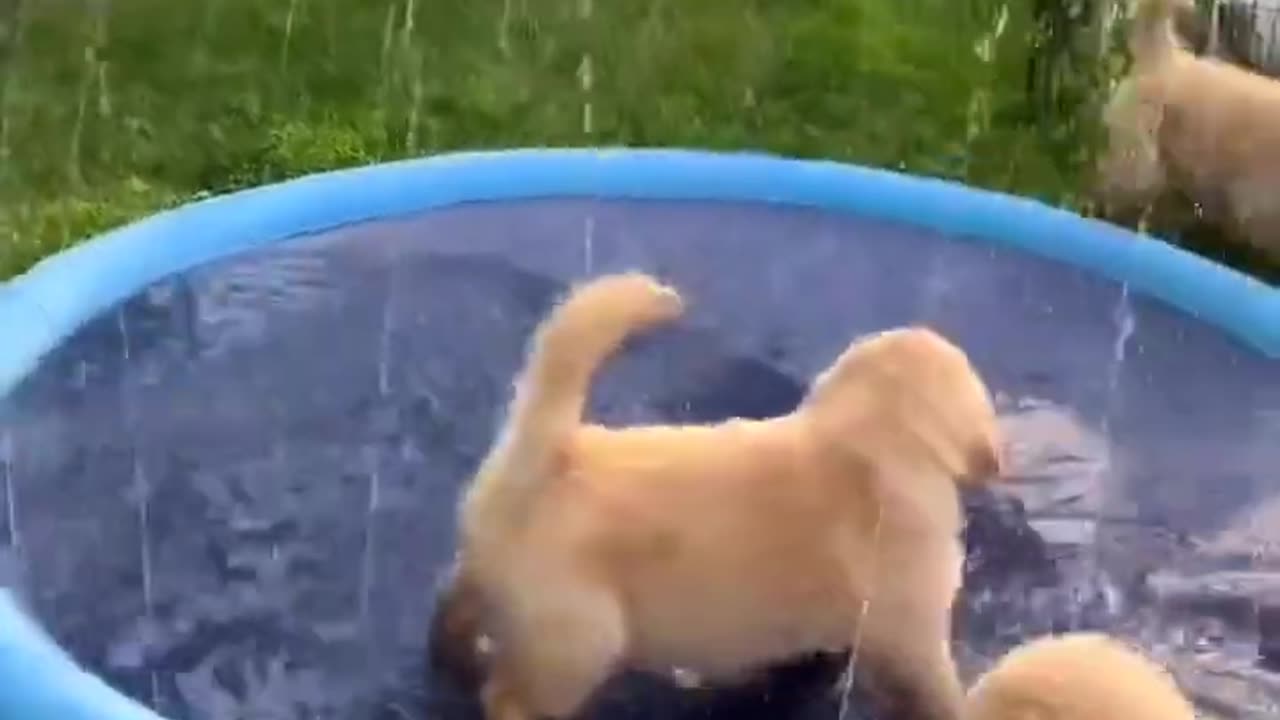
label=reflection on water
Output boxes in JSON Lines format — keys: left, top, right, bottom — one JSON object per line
{"left": 1001, "top": 396, "right": 1111, "bottom": 536}
{"left": 980, "top": 396, "right": 1280, "bottom": 716}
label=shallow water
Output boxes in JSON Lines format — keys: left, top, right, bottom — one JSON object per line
{"left": 1, "top": 200, "right": 1278, "bottom": 718}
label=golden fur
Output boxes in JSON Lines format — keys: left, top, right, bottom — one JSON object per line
{"left": 433, "top": 271, "right": 1005, "bottom": 720}
{"left": 963, "top": 633, "right": 1196, "bottom": 720}
{"left": 1097, "top": 0, "right": 1280, "bottom": 259}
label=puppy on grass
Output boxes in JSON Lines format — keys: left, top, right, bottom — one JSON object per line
{"left": 963, "top": 632, "right": 1197, "bottom": 720}
{"left": 431, "top": 272, "right": 1005, "bottom": 720}
{"left": 1097, "top": 0, "right": 1280, "bottom": 260}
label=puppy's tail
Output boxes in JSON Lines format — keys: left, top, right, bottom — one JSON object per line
{"left": 503, "top": 272, "right": 684, "bottom": 458}
{"left": 1129, "top": 0, "right": 1192, "bottom": 65}
{"left": 465, "top": 272, "right": 684, "bottom": 524}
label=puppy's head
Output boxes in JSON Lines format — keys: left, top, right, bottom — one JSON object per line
{"left": 803, "top": 327, "right": 1002, "bottom": 486}
{"left": 962, "top": 632, "right": 1196, "bottom": 720}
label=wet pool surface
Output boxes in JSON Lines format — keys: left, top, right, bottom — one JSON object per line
{"left": 1, "top": 200, "right": 1277, "bottom": 718}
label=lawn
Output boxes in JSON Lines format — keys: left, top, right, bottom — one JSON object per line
{"left": 2, "top": 0, "right": 1266, "bottom": 281}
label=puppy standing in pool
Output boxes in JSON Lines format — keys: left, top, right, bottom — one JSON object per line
{"left": 431, "top": 272, "right": 1005, "bottom": 720}
{"left": 1098, "top": 0, "right": 1280, "bottom": 259}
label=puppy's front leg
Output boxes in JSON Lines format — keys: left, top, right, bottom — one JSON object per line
{"left": 858, "top": 639, "right": 963, "bottom": 720}
{"left": 482, "top": 671, "right": 537, "bottom": 720}
{"left": 851, "top": 601, "right": 964, "bottom": 720}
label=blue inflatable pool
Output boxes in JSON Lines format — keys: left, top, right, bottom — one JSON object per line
{"left": 0, "top": 149, "right": 1277, "bottom": 719}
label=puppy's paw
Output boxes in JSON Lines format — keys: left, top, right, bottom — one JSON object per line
{"left": 670, "top": 667, "right": 705, "bottom": 689}
{"left": 427, "top": 565, "right": 490, "bottom": 694}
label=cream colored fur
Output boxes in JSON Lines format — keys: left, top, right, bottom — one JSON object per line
{"left": 1098, "top": 0, "right": 1280, "bottom": 259}
{"left": 438, "top": 271, "right": 1005, "bottom": 720}
{"left": 963, "top": 632, "right": 1197, "bottom": 720}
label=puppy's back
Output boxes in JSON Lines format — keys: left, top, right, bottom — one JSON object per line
{"left": 963, "top": 633, "right": 1195, "bottom": 720}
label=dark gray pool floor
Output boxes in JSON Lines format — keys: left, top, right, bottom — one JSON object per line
{"left": 1, "top": 200, "right": 1277, "bottom": 718}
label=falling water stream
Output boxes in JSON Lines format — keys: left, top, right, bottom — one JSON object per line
{"left": 580, "top": 0, "right": 596, "bottom": 276}
{"left": 118, "top": 308, "right": 162, "bottom": 707}
{"left": 1073, "top": 282, "right": 1137, "bottom": 628}
{"left": 361, "top": 265, "right": 396, "bottom": 625}
{"left": 1, "top": 429, "right": 15, "bottom": 552}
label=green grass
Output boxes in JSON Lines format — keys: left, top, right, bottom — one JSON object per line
{"left": 2, "top": 0, "right": 1259, "bottom": 281}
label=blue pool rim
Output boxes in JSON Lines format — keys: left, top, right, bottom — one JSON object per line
{"left": 0, "top": 147, "right": 1277, "bottom": 720}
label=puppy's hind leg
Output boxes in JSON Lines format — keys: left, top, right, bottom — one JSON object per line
{"left": 484, "top": 583, "right": 626, "bottom": 720}
{"left": 428, "top": 562, "right": 491, "bottom": 694}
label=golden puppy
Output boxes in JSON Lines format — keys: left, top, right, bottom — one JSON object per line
{"left": 433, "top": 272, "right": 1004, "bottom": 720}
{"left": 963, "top": 632, "right": 1197, "bottom": 720}
{"left": 1097, "top": 0, "right": 1280, "bottom": 259}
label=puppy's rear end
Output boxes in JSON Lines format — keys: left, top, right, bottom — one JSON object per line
{"left": 435, "top": 272, "right": 686, "bottom": 719}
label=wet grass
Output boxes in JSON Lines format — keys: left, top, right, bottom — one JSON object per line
{"left": 0, "top": 0, "right": 1260, "bottom": 281}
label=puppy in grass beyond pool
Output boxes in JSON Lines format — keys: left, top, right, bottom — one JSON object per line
{"left": 963, "top": 633, "right": 1197, "bottom": 720}
{"left": 1097, "top": 0, "right": 1280, "bottom": 259}
{"left": 429, "top": 271, "right": 1005, "bottom": 720}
